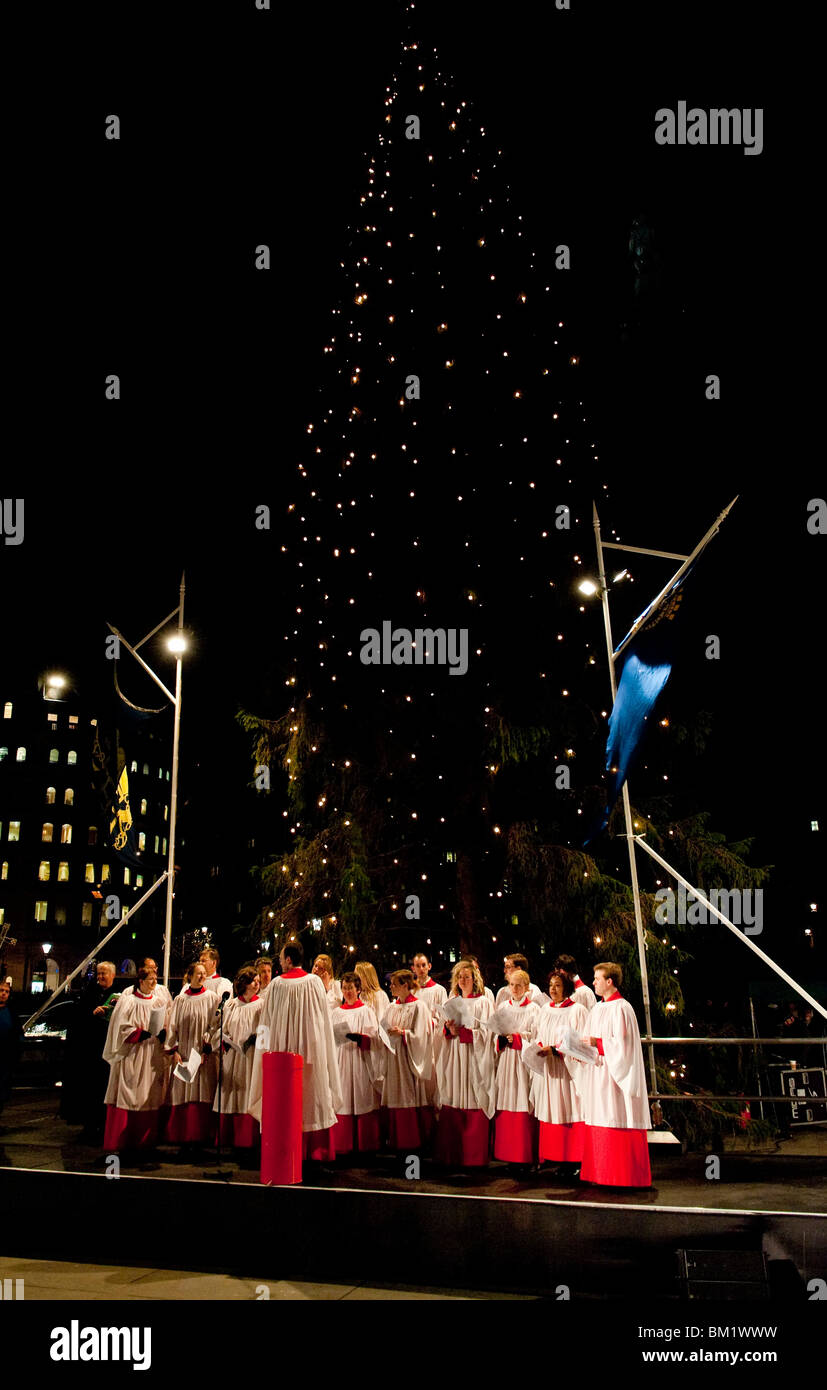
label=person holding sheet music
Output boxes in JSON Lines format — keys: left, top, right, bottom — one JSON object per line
{"left": 379, "top": 969, "right": 434, "bottom": 1150}
{"left": 577, "top": 962, "right": 651, "bottom": 1188}
{"left": 527, "top": 971, "right": 589, "bottom": 1173}
{"left": 331, "top": 971, "right": 383, "bottom": 1156}
{"left": 492, "top": 969, "right": 541, "bottom": 1165}
{"left": 213, "top": 966, "right": 262, "bottom": 1149}
{"left": 354, "top": 961, "right": 391, "bottom": 1022}
{"left": 412, "top": 951, "right": 447, "bottom": 1106}
{"left": 434, "top": 959, "right": 496, "bottom": 1167}
{"left": 102, "top": 966, "right": 171, "bottom": 1153}
{"left": 162, "top": 961, "right": 221, "bottom": 1146}
{"left": 495, "top": 954, "right": 546, "bottom": 1007}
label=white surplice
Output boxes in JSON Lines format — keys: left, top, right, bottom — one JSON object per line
{"left": 380, "top": 996, "right": 433, "bottom": 1109}
{"left": 166, "top": 987, "right": 221, "bottom": 1107}
{"left": 332, "top": 1001, "right": 380, "bottom": 1115}
{"left": 577, "top": 994, "right": 651, "bottom": 1129}
{"left": 493, "top": 998, "right": 540, "bottom": 1113}
{"left": 436, "top": 993, "right": 496, "bottom": 1118}
{"left": 526, "top": 998, "right": 589, "bottom": 1124}
{"left": 103, "top": 990, "right": 171, "bottom": 1112}
{"left": 248, "top": 971, "right": 342, "bottom": 1131}
{"left": 212, "top": 995, "right": 263, "bottom": 1116}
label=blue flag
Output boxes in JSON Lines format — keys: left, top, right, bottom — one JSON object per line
{"left": 587, "top": 563, "right": 695, "bottom": 841}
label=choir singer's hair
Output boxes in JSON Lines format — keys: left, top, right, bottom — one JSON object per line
{"left": 548, "top": 970, "right": 575, "bottom": 998}
{"left": 136, "top": 966, "right": 154, "bottom": 990}
{"left": 505, "top": 952, "right": 529, "bottom": 972}
{"left": 450, "top": 958, "right": 484, "bottom": 998}
{"left": 595, "top": 961, "right": 623, "bottom": 989}
{"left": 313, "top": 954, "right": 334, "bottom": 976}
{"left": 411, "top": 950, "right": 431, "bottom": 965}
{"left": 341, "top": 970, "right": 361, "bottom": 989}
{"left": 553, "top": 954, "right": 578, "bottom": 977}
{"left": 354, "top": 961, "right": 383, "bottom": 1012}
{"left": 509, "top": 969, "right": 530, "bottom": 990}
{"left": 281, "top": 941, "right": 304, "bottom": 967}
{"left": 234, "top": 966, "right": 258, "bottom": 997}
{"left": 255, "top": 955, "right": 272, "bottom": 971}
{"left": 200, "top": 946, "right": 219, "bottom": 966}
{"left": 390, "top": 968, "right": 415, "bottom": 991}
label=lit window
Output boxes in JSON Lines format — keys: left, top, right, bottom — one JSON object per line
{"left": 165, "top": 770, "right": 170, "bottom": 781}
{"left": 8, "top": 822, "right": 20, "bottom": 842}
{"left": 154, "top": 836, "right": 160, "bottom": 854}
{"left": 55, "top": 906, "right": 66, "bottom": 926}
{"left": 88, "top": 826, "right": 97, "bottom": 845}
{"left": 42, "top": 824, "right": 53, "bottom": 842}
{"left": 135, "top": 874, "right": 143, "bottom": 887}
{"left": 99, "top": 906, "right": 108, "bottom": 927}
{"left": 2, "top": 702, "right": 12, "bottom": 719}
{"left": 49, "top": 748, "right": 59, "bottom": 763}
{"left": 64, "top": 788, "right": 74, "bottom": 806}
{"left": 812, "top": 820, "right": 820, "bottom": 832}
{"left": 140, "top": 799, "right": 147, "bottom": 816}
{"left": 1, "top": 862, "right": 8, "bottom": 881}
{"left": 0, "top": 908, "right": 4, "bottom": 925}
{"left": 101, "top": 864, "right": 110, "bottom": 882}
{"left": 82, "top": 902, "right": 93, "bottom": 925}
{"left": 445, "top": 850, "right": 456, "bottom": 863}
{"left": 34, "top": 901, "right": 48, "bottom": 922}
{"left": 142, "top": 763, "right": 149, "bottom": 776}
{"left": 163, "top": 804, "right": 168, "bottom": 821}
{"left": 85, "top": 864, "right": 95, "bottom": 883}
{"left": 60, "top": 824, "right": 72, "bottom": 845}
{"left": 47, "top": 713, "right": 58, "bottom": 724}
{"left": 162, "top": 838, "right": 167, "bottom": 856}
{"left": 158, "top": 767, "right": 163, "bottom": 779}
{"left": 124, "top": 868, "right": 131, "bottom": 885}
{"left": 16, "top": 747, "right": 26, "bottom": 762}
{"left": 0, "top": 748, "right": 8, "bottom": 761}
{"left": 46, "top": 787, "right": 56, "bottom": 804}
{"left": 69, "top": 715, "right": 78, "bottom": 726}
{"left": 131, "top": 760, "right": 138, "bottom": 773}
{"left": 58, "top": 862, "right": 69, "bottom": 882}
{"left": 38, "top": 861, "right": 50, "bottom": 881}
{"left": 67, "top": 751, "right": 77, "bottom": 766}
{"left": 138, "top": 831, "right": 146, "bottom": 851}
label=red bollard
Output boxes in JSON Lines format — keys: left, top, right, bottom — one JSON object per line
{"left": 260, "top": 1051, "right": 303, "bottom": 1185}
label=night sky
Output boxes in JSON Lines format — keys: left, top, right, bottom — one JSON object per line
{"left": 5, "top": 2, "right": 819, "bottom": 980}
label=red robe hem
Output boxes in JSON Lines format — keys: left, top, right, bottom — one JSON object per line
{"left": 163, "top": 1101, "right": 214, "bottom": 1145}
{"left": 217, "top": 1112, "right": 260, "bottom": 1148}
{"left": 103, "top": 1105, "right": 162, "bottom": 1151}
{"left": 538, "top": 1118, "right": 585, "bottom": 1162}
{"left": 302, "top": 1126, "right": 336, "bottom": 1162}
{"left": 383, "top": 1105, "right": 434, "bottom": 1150}
{"left": 580, "top": 1124, "right": 651, "bottom": 1186}
{"left": 333, "top": 1109, "right": 382, "bottom": 1154}
{"left": 434, "top": 1106, "right": 490, "bottom": 1166}
{"left": 493, "top": 1109, "right": 538, "bottom": 1163}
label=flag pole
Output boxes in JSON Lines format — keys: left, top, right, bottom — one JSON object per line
{"left": 593, "top": 504, "right": 659, "bottom": 1111}
{"left": 162, "top": 573, "right": 185, "bottom": 990}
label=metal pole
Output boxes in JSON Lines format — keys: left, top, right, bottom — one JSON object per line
{"left": 163, "top": 574, "right": 185, "bottom": 989}
{"left": 593, "top": 504, "right": 659, "bottom": 1110}
{"left": 749, "top": 994, "right": 765, "bottom": 1121}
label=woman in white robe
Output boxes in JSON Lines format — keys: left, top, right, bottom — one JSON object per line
{"left": 380, "top": 969, "right": 434, "bottom": 1150}
{"left": 578, "top": 962, "right": 651, "bottom": 1187}
{"left": 527, "top": 972, "right": 589, "bottom": 1166}
{"left": 354, "top": 961, "right": 390, "bottom": 1023}
{"left": 313, "top": 954, "right": 344, "bottom": 1010}
{"left": 103, "top": 967, "right": 171, "bottom": 1151}
{"left": 163, "top": 962, "right": 221, "bottom": 1145}
{"left": 434, "top": 959, "right": 496, "bottom": 1167}
{"left": 492, "top": 970, "right": 541, "bottom": 1164}
{"left": 213, "top": 966, "right": 263, "bottom": 1149}
{"left": 331, "top": 971, "right": 382, "bottom": 1155}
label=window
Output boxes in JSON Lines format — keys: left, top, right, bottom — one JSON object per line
{"left": 99, "top": 906, "right": 108, "bottom": 927}
{"left": 162, "top": 838, "right": 167, "bottom": 855}
{"left": 154, "top": 836, "right": 160, "bottom": 854}
{"left": 124, "top": 868, "right": 131, "bottom": 886}
{"left": 64, "top": 788, "right": 74, "bottom": 806}
{"left": 38, "top": 861, "right": 50, "bottom": 881}
{"left": 166, "top": 770, "right": 170, "bottom": 781}
{"left": 158, "top": 767, "right": 163, "bottom": 780}
{"left": 0, "top": 908, "right": 4, "bottom": 925}
{"left": 138, "top": 831, "right": 146, "bottom": 851}
{"left": 69, "top": 715, "right": 79, "bottom": 726}
{"left": 55, "top": 906, "right": 66, "bottom": 926}
{"left": 47, "top": 713, "right": 58, "bottom": 724}
{"left": 60, "top": 824, "right": 72, "bottom": 844}
{"left": 0, "top": 747, "right": 8, "bottom": 761}
{"left": 88, "top": 826, "right": 97, "bottom": 845}
{"left": 67, "top": 751, "right": 77, "bottom": 766}
{"left": 42, "top": 823, "right": 53, "bottom": 842}
{"left": 101, "top": 864, "right": 110, "bottom": 882}
{"left": 58, "top": 862, "right": 69, "bottom": 882}
{"left": 85, "top": 864, "right": 95, "bottom": 883}
{"left": 35, "top": 901, "right": 48, "bottom": 922}
{"left": 140, "top": 799, "right": 147, "bottom": 817}
{"left": 2, "top": 702, "right": 12, "bottom": 719}
{"left": 142, "top": 763, "right": 149, "bottom": 776}
{"left": 46, "top": 787, "right": 56, "bottom": 804}
{"left": 131, "top": 760, "right": 138, "bottom": 773}
{"left": 163, "top": 804, "right": 168, "bottom": 821}
{"left": 16, "top": 747, "right": 26, "bottom": 762}
{"left": 9, "top": 822, "right": 21, "bottom": 842}
{"left": 813, "top": 820, "right": 820, "bottom": 832}
{"left": 135, "top": 874, "right": 143, "bottom": 887}
{"left": 49, "top": 748, "right": 59, "bottom": 763}
{"left": 1, "top": 862, "right": 7, "bottom": 881}
{"left": 445, "top": 850, "right": 456, "bottom": 863}
{"left": 82, "top": 903, "right": 93, "bottom": 925}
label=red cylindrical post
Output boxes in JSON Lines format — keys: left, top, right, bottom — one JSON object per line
{"left": 260, "top": 1051, "right": 303, "bottom": 1185}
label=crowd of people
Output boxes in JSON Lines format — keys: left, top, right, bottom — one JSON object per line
{"left": 88, "top": 943, "right": 651, "bottom": 1188}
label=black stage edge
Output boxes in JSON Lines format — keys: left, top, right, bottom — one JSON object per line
{"left": 2, "top": 1165, "right": 824, "bottom": 1299}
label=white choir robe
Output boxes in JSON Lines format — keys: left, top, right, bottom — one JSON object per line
{"left": 120, "top": 983, "right": 173, "bottom": 1010}
{"left": 331, "top": 1000, "right": 381, "bottom": 1154}
{"left": 362, "top": 988, "right": 390, "bottom": 1023}
{"left": 163, "top": 987, "right": 221, "bottom": 1144}
{"left": 494, "top": 983, "right": 546, "bottom": 1008}
{"left": 577, "top": 992, "right": 651, "bottom": 1187}
{"left": 572, "top": 977, "right": 597, "bottom": 1012}
{"left": 324, "top": 978, "right": 344, "bottom": 1009}
{"left": 526, "top": 998, "right": 588, "bottom": 1163}
{"left": 434, "top": 993, "right": 496, "bottom": 1167}
{"left": 213, "top": 995, "right": 263, "bottom": 1148}
{"left": 379, "top": 995, "right": 435, "bottom": 1150}
{"left": 413, "top": 978, "right": 448, "bottom": 1105}
{"left": 493, "top": 997, "right": 541, "bottom": 1163}
{"left": 205, "top": 973, "right": 234, "bottom": 1004}
{"left": 103, "top": 989, "right": 171, "bottom": 1150}
{"left": 248, "top": 969, "right": 343, "bottom": 1162}
{"left": 484, "top": 987, "right": 495, "bottom": 1005}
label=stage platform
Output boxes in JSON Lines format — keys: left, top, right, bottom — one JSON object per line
{"left": 2, "top": 1091, "right": 825, "bottom": 1299}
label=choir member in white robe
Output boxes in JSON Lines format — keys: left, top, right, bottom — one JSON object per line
{"left": 163, "top": 963, "right": 221, "bottom": 1145}
{"left": 199, "top": 948, "right": 234, "bottom": 1006}
{"left": 331, "top": 971, "right": 382, "bottom": 1155}
{"left": 213, "top": 967, "right": 263, "bottom": 1149}
{"left": 494, "top": 953, "right": 546, "bottom": 1008}
{"left": 527, "top": 972, "right": 588, "bottom": 1166}
{"left": 434, "top": 959, "right": 496, "bottom": 1167}
{"left": 412, "top": 952, "right": 447, "bottom": 1106}
{"left": 492, "top": 971, "right": 541, "bottom": 1164}
{"left": 103, "top": 967, "right": 171, "bottom": 1151}
{"left": 119, "top": 957, "right": 172, "bottom": 1011}
{"left": 380, "top": 969, "right": 435, "bottom": 1150}
{"left": 354, "top": 961, "right": 391, "bottom": 1023}
{"left": 578, "top": 963, "right": 651, "bottom": 1187}
{"left": 248, "top": 942, "right": 343, "bottom": 1162}
{"left": 255, "top": 956, "right": 273, "bottom": 993}
{"left": 313, "top": 953, "right": 344, "bottom": 1009}
{"left": 554, "top": 954, "right": 596, "bottom": 1013}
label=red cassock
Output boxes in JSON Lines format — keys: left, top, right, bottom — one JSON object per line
{"left": 577, "top": 992, "right": 651, "bottom": 1187}
{"left": 378, "top": 994, "right": 435, "bottom": 1150}
{"left": 434, "top": 994, "right": 496, "bottom": 1166}
{"left": 526, "top": 997, "right": 589, "bottom": 1162}
{"left": 102, "top": 989, "right": 171, "bottom": 1150}
{"left": 213, "top": 994, "right": 263, "bottom": 1148}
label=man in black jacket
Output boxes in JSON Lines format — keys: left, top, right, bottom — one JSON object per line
{"left": 59, "top": 961, "right": 121, "bottom": 1141}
